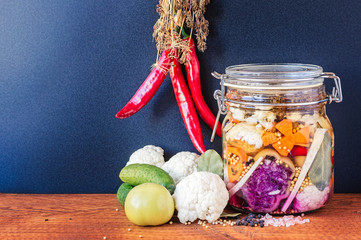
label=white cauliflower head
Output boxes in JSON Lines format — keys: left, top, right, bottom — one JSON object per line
{"left": 161, "top": 151, "right": 199, "bottom": 184}
{"left": 173, "top": 172, "right": 229, "bottom": 223}
{"left": 126, "top": 145, "right": 165, "bottom": 168}
{"left": 294, "top": 185, "right": 330, "bottom": 212}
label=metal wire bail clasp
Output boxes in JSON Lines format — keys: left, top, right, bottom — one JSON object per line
{"left": 210, "top": 72, "right": 228, "bottom": 142}
{"left": 321, "top": 72, "right": 343, "bottom": 104}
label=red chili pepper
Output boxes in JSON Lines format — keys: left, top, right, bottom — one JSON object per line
{"left": 331, "top": 156, "right": 334, "bottom": 167}
{"left": 289, "top": 146, "right": 308, "bottom": 156}
{"left": 170, "top": 58, "right": 206, "bottom": 153}
{"left": 185, "top": 38, "right": 222, "bottom": 137}
{"left": 331, "top": 147, "right": 334, "bottom": 167}
{"left": 116, "top": 50, "right": 172, "bottom": 119}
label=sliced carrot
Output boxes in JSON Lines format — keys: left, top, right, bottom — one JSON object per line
{"left": 293, "top": 126, "right": 310, "bottom": 144}
{"left": 272, "top": 136, "right": 295, "bottom": 156}
{"left": 226, "top": 146, "right": 248, "bottom": 183}
{"left": 262, "top": 132, "right": 278, "bottom": 146}
{"left": 275, "top": 119, "right": 293, "bottom": 136}
{"left": 229, "top": 117, "right": 240, "bottom": 124}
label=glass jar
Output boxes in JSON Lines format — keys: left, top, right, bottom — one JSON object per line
{"left": 212, "top": 63, "right": 343, "bottom": 214}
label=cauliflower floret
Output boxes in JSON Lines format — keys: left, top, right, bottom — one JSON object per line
{"left": 226, "top": 123, "right": 263, "bottom": 149}
{"left": 260, "top": 121, "right": 274, "bottom": 130}
{"left": 161, "top": 152, "right": 199, "bottom": 184}
{"left": 245, "top": 116, "right": 258, "bottom": 125}
{"left": 173, "top": 172, "right": 229, "bottom": 223}
{"left": 286, "top": 112, "right": 303, "bottom": 122}
{"left": 286, "top": 112, "right": 319, "bottom": 127}
{"left": 230, "top": 107, "right": 245, "bottom": 121}
{"left": 294, "top": 185, "right": 330, "bottom": 212}
{"left": 246, "top": 110, "right": 276, "bottom": 130}
{"left": 126, "top": 145, "right": 165, "bottom": 168}
{"left": 301, "top": 113, "right": 318, "bottom": 127}
{"left": 229, "top": 108, "right": 275, "bottom": 131}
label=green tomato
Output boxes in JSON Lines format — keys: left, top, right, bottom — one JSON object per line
{"left": 124, "top": 183, "right": 174, "bottom": 226}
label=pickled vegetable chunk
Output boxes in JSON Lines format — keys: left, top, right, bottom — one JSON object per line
{"left": 241, "top": 155, "right": 294, "bottom": 212}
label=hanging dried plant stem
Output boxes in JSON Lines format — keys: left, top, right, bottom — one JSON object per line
{"left": 153, "top": 0, "right": 210, "bottom": 63}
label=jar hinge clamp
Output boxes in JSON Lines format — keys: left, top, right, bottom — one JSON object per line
{"left": 210, "top": 72, "right": 228, "bottom": 142}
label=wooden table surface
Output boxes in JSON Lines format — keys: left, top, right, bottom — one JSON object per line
{"left": 0, "top": 193, "right": 360, "bottom": 240}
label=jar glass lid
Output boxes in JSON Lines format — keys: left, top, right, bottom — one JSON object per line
{"left": 224, "top": 63, "right": 324, "bottom": 89}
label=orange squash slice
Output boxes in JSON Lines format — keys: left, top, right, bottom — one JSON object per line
{"left": 226, "top": 146, "right": 248, "bottom": 183}
{"left": 293, "top": 126, "right": 310, "bottom": 144}
{"left": 272, "top": 136, "right": 295, "bottom": 156}
{"left": 275, "top": 119, "right": 293, "bottom": 136}
{"left": 262, "top": 132, "right": 278, "bottom": 146}
{"left": 272, "top": 119, "right": 311, "bottom": 155}
{"left": 228, "top": 139, "right": 262, "bottom": 156}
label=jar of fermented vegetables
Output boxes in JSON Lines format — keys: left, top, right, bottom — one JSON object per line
{"left": 212, "top": 63, "right": 343, "bottom": 214}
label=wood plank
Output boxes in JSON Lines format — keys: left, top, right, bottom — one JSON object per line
{"left": 0, "top": 194, "right": 360, "bottom": 239}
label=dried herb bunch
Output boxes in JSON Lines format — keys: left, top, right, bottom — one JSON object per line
{"left": 153, "top": 0, "right": 210, "bottom": 63}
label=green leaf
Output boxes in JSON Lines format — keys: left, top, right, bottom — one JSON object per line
{"left": 197, "top": 149, "right": 223, "bottom": 178}
{"left": 308, "top": 131, "right": 332, "bottom": 191}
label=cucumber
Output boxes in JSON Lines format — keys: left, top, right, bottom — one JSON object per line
{"left": 119, "top": 164, "right": 176, "bottom": 194}
{"left": 116, "top": 183, "right": 133, "bottom": 206}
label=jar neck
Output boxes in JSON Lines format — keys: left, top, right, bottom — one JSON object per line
{"left": 226, "top": 85, "right": 327, "bottom": 111}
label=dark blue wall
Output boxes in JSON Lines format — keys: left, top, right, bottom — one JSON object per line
{"left": 1, "top": 0, "right": 360, "bottom": 193}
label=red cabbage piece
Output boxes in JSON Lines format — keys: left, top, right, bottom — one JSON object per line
{"left": 240, "top": 158, "right": 294, "bottom": 212}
